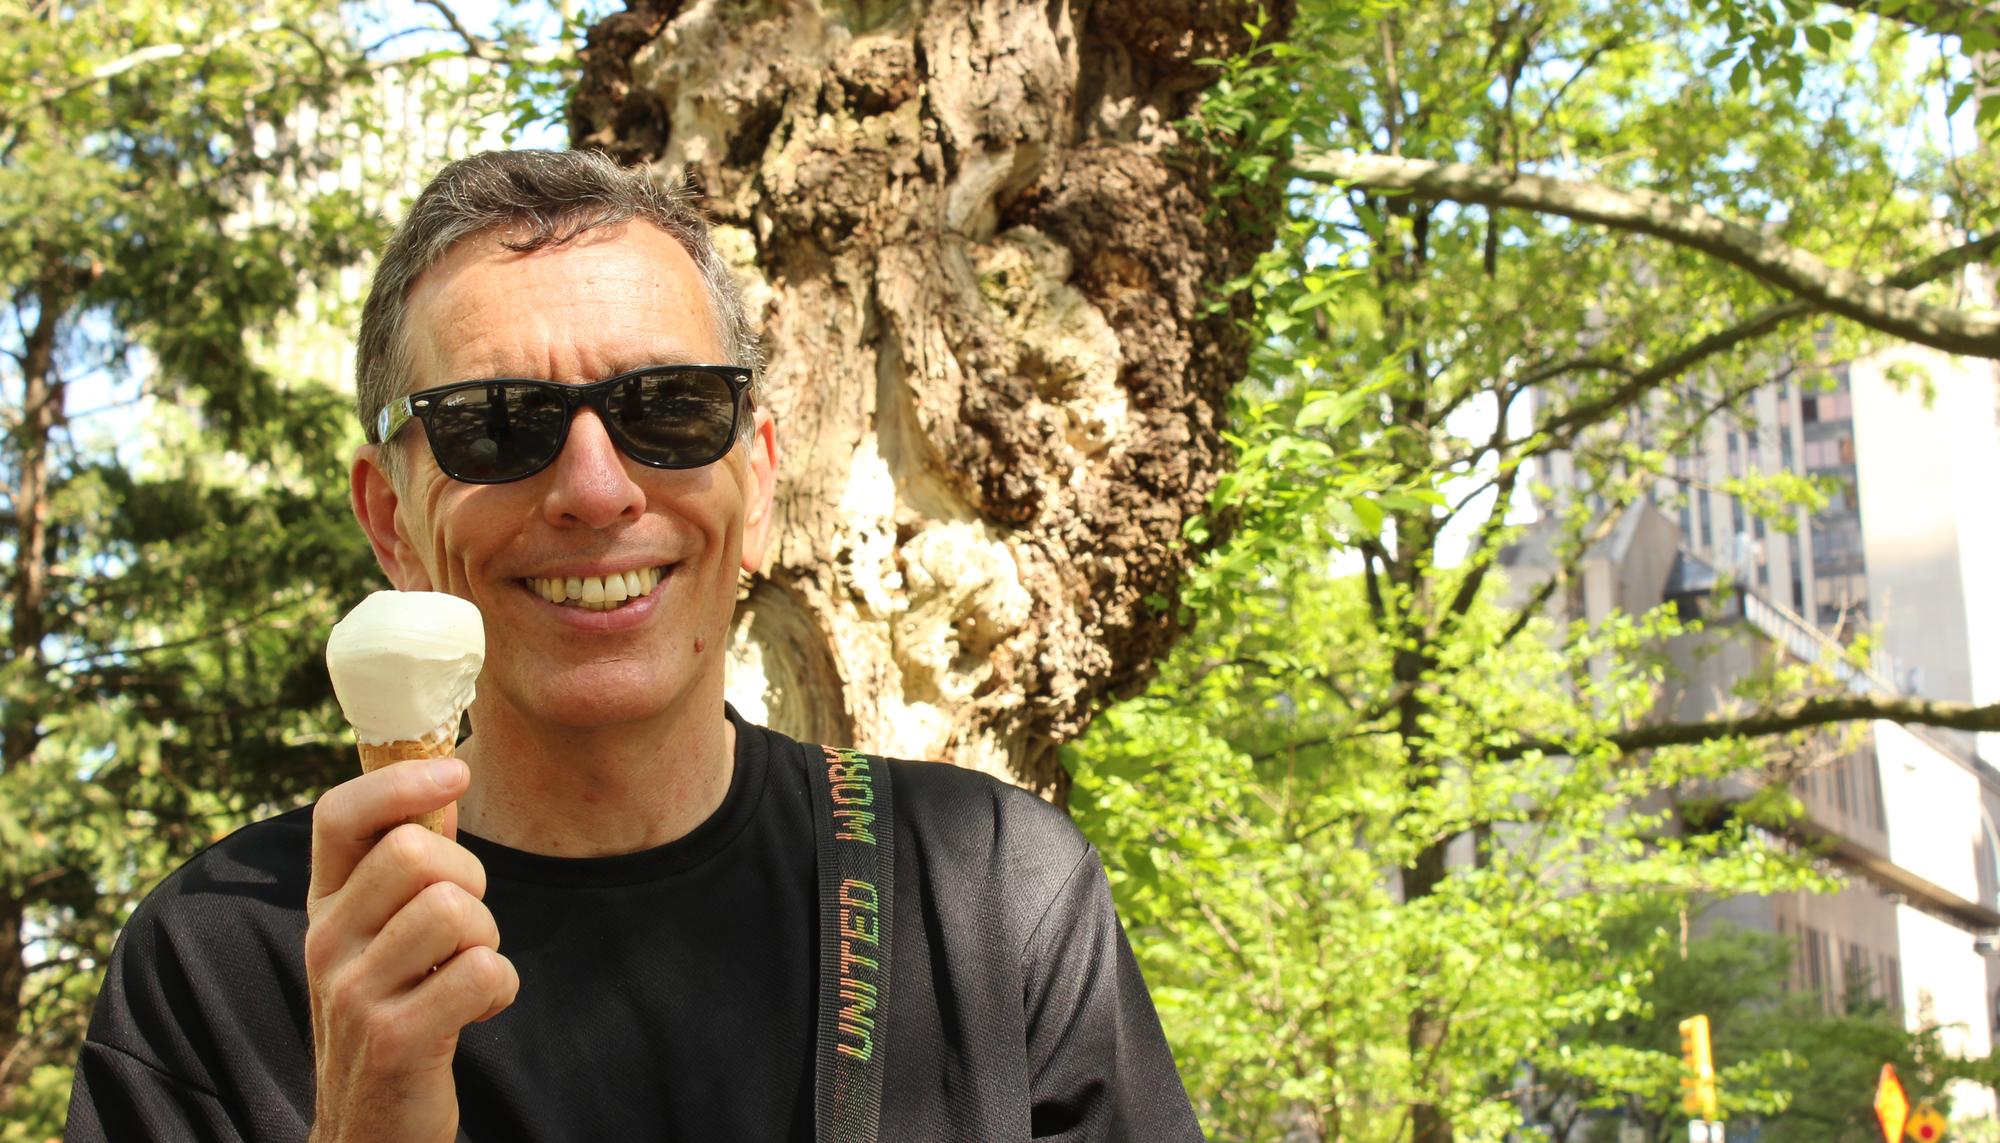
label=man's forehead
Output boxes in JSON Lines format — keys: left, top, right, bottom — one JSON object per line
{"left": 402, "top": 221, "right": 723, "bottom": 384}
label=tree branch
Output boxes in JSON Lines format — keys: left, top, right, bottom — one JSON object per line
{"left": 1490, "top": 693, "right": 2000, "bottom": 761}
{"left": 415, "top": 0, "right": 489, "bottom": 59}
{"left": 1359, "top": 539, "right": 1388, "bottom": 622}
{"left": 1824, "top": 0, "right": 2000, "bottom": 42}
{"left": 27, "top": 18, "right": 286, "bottom": 109}
{"left": 1284, "top": 151, "right": 2000, "bottom": 359}
{"left": 1530, "top": 232, "right": 2000, "bottom": 448}
{"left": 1429, "top": 444, "right": 1525, "bottom": 640}
{"left": 1491, "top": 496, "right": 1635, "bottom": 650}
{"left": 1526, "top": 32, "right": 1627, "bottom": 142}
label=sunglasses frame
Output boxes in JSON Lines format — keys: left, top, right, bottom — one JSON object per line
{"left": 376, "top": 364, "right": 755, "bottom": 485}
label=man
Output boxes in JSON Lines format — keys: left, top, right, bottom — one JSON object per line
{"left": 66, "top": 149, "right": 1202, "bottom": 1141}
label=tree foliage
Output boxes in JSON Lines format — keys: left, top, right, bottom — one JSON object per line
{"left": 1072, "top": 0, "right": 1999, "bottom": 1139}
{"left": 1537, "top": 924, "right": 2000, "bottom": 1142}
{"left": 1071, "top": 519, "right": 1835, "bottom": 1138}
{"left": 0, "top": 1, "right": 568, "bottom": 1132}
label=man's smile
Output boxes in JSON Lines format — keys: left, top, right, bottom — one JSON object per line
{"left": 522, "top": 564, "right": 672, "bottom": 611}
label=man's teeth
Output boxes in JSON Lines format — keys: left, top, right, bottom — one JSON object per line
{"left": 525, "top": 567, "right": 665, "bottom": 611}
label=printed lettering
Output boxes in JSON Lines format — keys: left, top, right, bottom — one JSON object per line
{"left": 840, "top": 908, "right": 879, "bottom": 944}
{"left": 839, "top": 939, "right": 879, "bottom": 977}
{"left": 830, "top": 781, "right": 874, "bottom": 808}
{"left": 836, "top": 1029, "right": 873, "bottom": 1061}
{"left": 839, "top": 982, "right": 878, "bottom": 1025}
{"left": 833, "top": 807, "right": 876, "bottom": 844}
{"left": 824, "top": 747, "right": 883, "bottom": 1066}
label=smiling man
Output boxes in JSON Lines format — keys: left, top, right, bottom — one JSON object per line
{"left": 65, "top": 150, "right": 1202, "bottom": 1142}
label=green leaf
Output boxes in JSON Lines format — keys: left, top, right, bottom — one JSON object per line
{"left": 1296, "top": 389, "right": 1368, "bottom": 430}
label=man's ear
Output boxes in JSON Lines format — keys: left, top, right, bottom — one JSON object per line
{"left": 740, "top": 408, "right": 780, "bottom": 575}
{"left": 351, "top": 445, "right": 433, "bottom": 591}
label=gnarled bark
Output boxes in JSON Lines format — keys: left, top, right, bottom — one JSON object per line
{"left": 571, "top": 0, "right": 1289, "bottom": 792}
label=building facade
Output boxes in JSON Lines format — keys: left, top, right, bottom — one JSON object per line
{"left": 1522, "top": 311, "right": 2000, "bottom": 1117}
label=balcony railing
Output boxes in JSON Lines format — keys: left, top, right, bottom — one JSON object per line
{"left": 1739, "top": 588, "right": 1982, "bottom": 770}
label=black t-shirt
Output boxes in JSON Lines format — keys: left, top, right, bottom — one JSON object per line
{"left": 66, "top": 715, "right": 1203, "bottom": 1141}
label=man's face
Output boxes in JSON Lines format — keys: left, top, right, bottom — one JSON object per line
{"left": 350, "top": 221, "right": 777, "bottom": 735}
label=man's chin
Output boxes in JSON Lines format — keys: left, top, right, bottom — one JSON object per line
{"left": 489, "top": 666, "right": 710, "bottom": 733}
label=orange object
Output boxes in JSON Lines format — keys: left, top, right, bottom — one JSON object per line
{"left": 1679, "top": 1015, "right": 1719, "bottom": 1120}
{"left": 1875, "top": 1064, "right": 1911, "bottom": 1143}
{"left": 1908, "top": 1103, "right": 1946, "bottom": 1142}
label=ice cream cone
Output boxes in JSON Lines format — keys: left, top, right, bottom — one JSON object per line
{"left": 327, "top": 590, "right": 484, "bottom": 834}
{"left": 355, "top": 719, "right": 461, "bottom": 833}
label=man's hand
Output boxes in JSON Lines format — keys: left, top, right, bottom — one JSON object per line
{"left": 304, "top": 757, "right": 519, "bottom": 1143}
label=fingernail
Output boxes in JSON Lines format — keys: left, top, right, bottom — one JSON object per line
{"left": 428, "top": 758, "right": 465, "bottom": 788}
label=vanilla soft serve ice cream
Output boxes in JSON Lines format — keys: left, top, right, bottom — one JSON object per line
{"left": 326, "top": 590, "right": 485, "bottom": 743}
{"left": 325, "top": 591, "right": 484, "bottom": 832}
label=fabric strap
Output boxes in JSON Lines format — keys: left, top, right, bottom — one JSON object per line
{"left": 805, "top": 741, "right": 894, "bottom": 1143}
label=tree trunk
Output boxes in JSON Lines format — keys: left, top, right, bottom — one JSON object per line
{"left": 0, "top": 894, "right": 24, "bottom": 1103}
{"left": 7, "top": 282, "right": 58, "bottom": 753}
{"left": 0, "top": 277, "right": 62, "bottom": 1113}
{"left": 569, "top": 0, "right": 1290, "bottom": 791}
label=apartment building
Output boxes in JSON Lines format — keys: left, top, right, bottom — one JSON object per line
{"left": 1521, "top": 316, "right": 2000, "bottom": 1110}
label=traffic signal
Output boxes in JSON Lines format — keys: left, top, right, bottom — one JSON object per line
{"left": 1679, "top": 1014, "right": 1719, "bottom": 1120}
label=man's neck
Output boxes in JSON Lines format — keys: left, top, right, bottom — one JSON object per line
{"left": 451, "top": 701, "right": 736, "bottom": 858}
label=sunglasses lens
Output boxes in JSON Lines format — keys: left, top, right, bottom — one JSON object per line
{"left": 427, "top": 383, "right": 568, "bottom": 481}
{"left": 610, "top": 368, "right": 740, "bottom": 466}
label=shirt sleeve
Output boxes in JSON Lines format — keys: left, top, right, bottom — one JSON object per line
{"left": 1020, "top": 844, "right": 1205, "bottom": 1142}
{"left": 60, "top": 822, "right": 316, "bottom": 1143}
{"left": 67, "top": 1040, "right": 246, "bottom": 1143}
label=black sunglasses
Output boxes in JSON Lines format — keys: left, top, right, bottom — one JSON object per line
{"left": 376, "top": 364, "right": 754, "bottom": 484}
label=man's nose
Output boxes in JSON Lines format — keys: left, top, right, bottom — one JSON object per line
{"left": 541, "top": 410, "right": 645, "bottom": 527}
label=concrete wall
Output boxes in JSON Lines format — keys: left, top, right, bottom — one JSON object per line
{"left": 1878, "top": 721, "right": 1988, "bottom": 906}
{"left": 1849, "top": 348, "right": 2000, "bottom": 727}
{"left": 1899, "top": 903, "right": 1998, "bottom": 1121}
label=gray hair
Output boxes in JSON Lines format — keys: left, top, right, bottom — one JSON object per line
{"left": 355, "top": 149, "right": 763, "bottom": 470}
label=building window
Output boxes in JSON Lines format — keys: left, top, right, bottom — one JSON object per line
{"left": 1868, "top": 751, "right": 1885, "bottom": 831}
{"left": 1803, "top": 925, "right": 1832, "bottom": 1008}
{"left": 1803, "top": 436, "right": 1856, "bottom": 470}
{"left": 1776, "top": 916, "right": 1790, "bottom": 993}
{"left": 1699, "top": 494, "right": 1712, "bottom": 548}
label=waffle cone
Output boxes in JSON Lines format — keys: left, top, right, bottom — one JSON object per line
{"left": 355, "top": 720, "right": 460, "bottom": 833}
